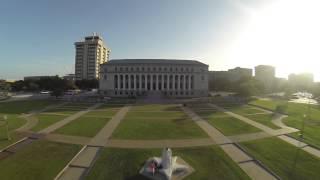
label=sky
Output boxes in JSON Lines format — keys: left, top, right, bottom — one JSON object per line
{"left": 0, "top": 0, "right": 319, "bottom": 81}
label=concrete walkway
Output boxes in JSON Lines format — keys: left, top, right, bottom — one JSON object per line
{"left": 56, "top": 105, "right": 131, "bottom": 180}
{"left": 39, "top": 103, "right": 102, "bottom": 134}
{"left": 182, "top": 106, "right": 278, "bottom": 180}
{"left": 214, "top": 103, "right": 320, "bottom": 159}
{"left": 17, "top": 102, "right": 68, "bottom": 132}
{"left": 209, "top": 104, "right": 298, "bottom": 136}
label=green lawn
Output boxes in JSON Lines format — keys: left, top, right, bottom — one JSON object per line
{"left": 0, "top": 100, "right": 57, "bottom": 114}
{"left": 250, "top": 99, "right": 320, "bottom": 147}
{"left": 229, "top": 106, "right": 265, "bottom": 115}
{"left": 31, "top": 114, "right": 68, "bottom": 132}
{"left": 131, "top": 104, "right": 181, "bottom": 111}
{"left": 54, "top": 116, "right": 111, "bottom": 137}
{"left": 242, "top": 114, "right": 280, "bottom": 129}
{"left": 0, "top": 114, "right": 26, "bottom": 131}
{"left": 0, "top": 140, "right": 81, "bottom": 180}
{"left": 0, "top": 132, "right": 24, "bottom": 150}
{"left": 85, "top": 146, "right": 250, "bottom": 180}
{"left": 85, "top": 110, "right": 118, "bottom": 117}
{"left": 112, "top": 104, "right": 207, "bottom": 139}
{"left": 204, "top": 116, "right": 261, "bottom": 136}
{"left": 0, "top": 100, "right": 57, "bottom": 150}
{"left": 241, "top": 137, "right": 320, "bottom": 180}
{"left": 193, "top": 110, "right": 228, "bottom": 118}
{"left": 112, "top": 116, "right": 207, "bottom": 139}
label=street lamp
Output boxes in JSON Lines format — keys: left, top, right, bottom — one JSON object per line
{"left": 3, "top": 115, "right": 10, "bottom": 140}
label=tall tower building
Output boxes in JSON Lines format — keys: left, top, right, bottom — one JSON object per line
{"left": 254, "top": 65, "right": 275, "bottom": 92}
{"left": 74, "top": 34, "right": 110, "bottom": 80}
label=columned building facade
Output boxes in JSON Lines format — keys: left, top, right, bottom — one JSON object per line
{"left": 99, "top": 59, "right": 208, "bottom": 97}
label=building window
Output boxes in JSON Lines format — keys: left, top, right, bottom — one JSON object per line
{"left": 142, "top": 67, "right": 145, "bottom": 71}
{"left": 115, "top": 67, "right": 118, "bottom": 72}
{"left": 126, "top": 67, "right": 128, "bottom": 71}
{"left": 104, "top": 75, "right": 107, "bottom": 80}
{"left": 201, "top": 75, "right": 205, "bottom": 80}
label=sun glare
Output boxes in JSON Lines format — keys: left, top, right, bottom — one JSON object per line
{"left": 228, "top": 0, "right": 320, "bottom": 80}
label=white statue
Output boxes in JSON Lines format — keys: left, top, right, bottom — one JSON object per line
{"left": 143, "top": 148, "right": 188, "bottom": 180}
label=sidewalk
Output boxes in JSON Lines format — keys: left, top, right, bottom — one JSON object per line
{"left": 56, "top": 105, "right": 131, "bottom": 180}
{"left": 39, "top": 103, "right": 102, "bottom": 134}
{"left": 182, "top": 106, "right": 277, "bottom": 180}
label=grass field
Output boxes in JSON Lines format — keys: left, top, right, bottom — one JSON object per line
{"left": 242, "top": 113, "right": 280, "bottom": 129}
{"left": 205, "top": 116, "right": 260, "bottom": 136}
{"left": 86, "top": 146, "right": 250, "bottom": 180}
{"left": 0, "top": 140, "right": 81, "bottom": 180}
{"left": 0, "top": 100, "right": 58, "bottom": 149}
{"left": 31, "top": 114, "right": 68, "bottom": 132}
{"left": 54, "top": 116, "right": 112, "bottom": 137}
{"left": 241, "top": 137, "right": 320, "bottom": 180}
{"left": 112, "top": 104, "right": 207, "bottom": 139}
{"left": 190, "top": 104, "right": 261, "bottom": 136}
{"left": 53, "top": 104, "right": 122, "bottom": 137}
{"left": 0, "top": 100, "right": 57, "bottom": 114}
{"left": 251, "top": 99, "right": 320, "bottom": 147}
{"left": 0, "top": 132, "right": 25, "bottom": 150}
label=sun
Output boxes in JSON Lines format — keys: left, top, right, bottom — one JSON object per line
{"left": 227, "top": 0, "right": 320, "bottom": 80}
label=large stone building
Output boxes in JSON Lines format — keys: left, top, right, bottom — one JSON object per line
{"left": 254, "top": 65, "right": 275, "bottom": 92}
{"left": 74, "top": 35, "right": 110, "bottom": 80}
{"left": 99, "top": 59, "right": 209, "bottom": 97}
{"left": 209, "top": 67, "right": 252, "bottom": 82}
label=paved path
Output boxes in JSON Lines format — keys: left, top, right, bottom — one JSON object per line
{"left": 17, "top": 102, "right": 67, "bottom": 132}
{"left": 209, "top": 104, "right": 298, "bottom": 136}
{"left": 182, "top": 106, "right": 277, "bottom": 180}
{"left": 56, "top": 105, "right": 131, "bottom": 180}
{"left": 39, "top": 103, "right": 102, "bottom": 134}
{"left": 215, "top": 103, "right": 320, "bottom": 159}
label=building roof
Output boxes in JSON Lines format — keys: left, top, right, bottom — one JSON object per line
{"left": 104, "top": 59, "right": 208, "bottom": 66}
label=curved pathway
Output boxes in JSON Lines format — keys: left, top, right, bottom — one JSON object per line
{"left": 17, "top": 102, "right": 67, "bottom": 132}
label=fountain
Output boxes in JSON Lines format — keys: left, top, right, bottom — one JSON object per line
{"left": 139, "top": 148, "right": 194, "bottom": 180}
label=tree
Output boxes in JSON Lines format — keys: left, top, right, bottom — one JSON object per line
{"left": 51, "top": 89, "right": 64, "bottom": 99}
{"left": 75, "top": 79, "right": 98, "bottom": 90}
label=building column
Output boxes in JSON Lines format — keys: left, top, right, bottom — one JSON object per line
{"left": 167, "top": 74, "right": 170, "bottom": 91}
{"left": 139, "top": 74, "right": 142, "bottom": 91}
{"left": 118, "top": 74, "right": 120, "bottom": 90}
{"left": 150, "top": 74, "right": 153, "bottom": 91}
{"left": 162, "top": 74, "right": 165, "bottom": 91}
{"left": 172, "top": 74, "right": 175, "bottom": 90}
{"left": 177, "top": 74, "right": 180, "bottom": 91}
{"left": 122, "top": 74, "right": 125, "bottom": 90}
{"left": 145, "top": 74, "right": 148, "bottom": 91}
{"left": 155, "top": 74, "right": 158, "bottom": 90}
{"left": 183, "top": 74, "right": 186, "bottom": 91}
{"left": 134, "top": 74, "right": 136, "bottom": 91}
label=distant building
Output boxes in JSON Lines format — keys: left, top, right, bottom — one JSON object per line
{"left": 254, "top": 65, "right": 275, "bottom": 92}
{"left": 24, "top": 76, "right": 56, "bottom": 81}
{"left": 288, "top": 73, "right": 314, "bottom": 90}
{"left": 209, "top": 67, "right": 252, "bottom": 82}
{"left": 99, "top": 59, "right": 209, "bottom": 97}
{"left": 74, "top": 34, "right": 110, "bottom": 80}
{"left": 63, "top": 74, "right": 75, "bottom": 81}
